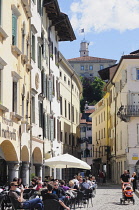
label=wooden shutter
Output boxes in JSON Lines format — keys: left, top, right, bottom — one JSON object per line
{"left": 46, "top": 75, "right": 48, "bottom": 99}
{"left": 48, "top": 115, "right": 51, "bottom": 140}
{"left": 57, "top": 119, "right": 59, "bottom": 141}
{"left": 13, "top": 82, "right": 17, "bottom": 112}
{"left": 43, "top": 112, "right": 46, "bottom": 138}
{"left": 50, "top": 118, "right": 54, "bottom": 141}
{"left": 48, "top": 77, "right": 52, "bottom": 101}
{"left": 12, "top": 14, "right": 17, "bottom": 45}
{"left": 54, "top": 117, "right": 56, "bottom": 139}
{"left": 131, "top": 68, "right": 137, "bottom": 80}
{"left": 53, "top": 75, "right": 55, "bottom": 96}
{"left": 42, "top": 70, "right": 46, "bottom": 97}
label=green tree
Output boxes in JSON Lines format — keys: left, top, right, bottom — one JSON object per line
{"left": 80, "top": 77, "right": 105, "bottom": 112}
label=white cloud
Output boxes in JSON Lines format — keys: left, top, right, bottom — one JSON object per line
{"left": 70, "top": 0, "right": 139, "bottom": 33}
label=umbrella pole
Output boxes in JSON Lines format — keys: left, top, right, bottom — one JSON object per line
{"left": 66, "top": 165, "right": 67, "bottom": 181}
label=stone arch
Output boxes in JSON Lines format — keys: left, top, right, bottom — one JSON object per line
{"left": 21, "top": 146, "right": 29, "bottom": 162}
{"left": 0, "top": 140, "right": 18, "bottom": 161}
{"left": 32, "top": 147, "right": 42, "bottom": 164}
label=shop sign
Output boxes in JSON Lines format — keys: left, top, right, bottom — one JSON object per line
{"left": 132, "top": 153, "right": 138, "bottom": 160}
{"left": 0, "top": 117, "right": 16, "bottom": 140}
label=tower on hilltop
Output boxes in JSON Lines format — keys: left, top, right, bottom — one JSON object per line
{"left": 79, "top": 40, "right": 89, "bottom": 57}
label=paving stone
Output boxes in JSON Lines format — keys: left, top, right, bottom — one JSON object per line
{"left": 75, "top": 184, "right": 139, "bottom": 210}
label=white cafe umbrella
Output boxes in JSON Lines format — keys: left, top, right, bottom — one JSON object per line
{"left": 44, "top": 153, "right": 91, "bottom": 170}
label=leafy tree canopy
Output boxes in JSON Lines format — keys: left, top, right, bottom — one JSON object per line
{"left": 80, "top": 77, "right": 106, "bottom": 112}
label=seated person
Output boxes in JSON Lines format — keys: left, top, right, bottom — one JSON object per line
{"left": 59, "top": 180, "right": 70, "bottom": 191}
{"left": 43, "top": 184, "right": 70, "bottom": 210}
{"left": 52, "top": 181, "right": 66, "bottom": 201}
{"left": 69, "top": 180, "right": 79, "bottom": 190}
{"left": 36, "top": 181, "right": 43, "bottom": 191}
{"left": 9, "top": 182, "right": 43, "bottom": 210}
{"left": 80, "top": 178, "right": 90, "bottom": 191}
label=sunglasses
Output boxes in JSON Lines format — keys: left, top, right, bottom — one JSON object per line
{"left": 14, "top": 185, "right": 18, "bottom": 186}
{"left": 54, "top": 184, "right": 58, "bottom": 186}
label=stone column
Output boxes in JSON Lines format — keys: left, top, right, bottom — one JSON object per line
{"left": 34, "top": 164, "right": 42, "bottom": 177}
{"left": 21, "top": 162, "right": 30, "bottom": 186}
{"left": 7, "top": 161, "right": 20, "bottom": 182}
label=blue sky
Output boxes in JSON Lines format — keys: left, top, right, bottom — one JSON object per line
{"left": 58, "top": 0, "right": 139, "bottom": 62}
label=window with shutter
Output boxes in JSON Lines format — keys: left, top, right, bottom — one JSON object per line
{"left": 131, "top": 68, "right": 137, "bottom": 80}
{"left": 12, "top": 82, "right": 17, "bottom": 112}
{"left": 39, "top": 101, "right": 43, "bottom": 128}
{"left": 37, "top": 0, "right": 41, "bottom": 15}
{"left": 72, "top": 105, "right": 74, "bottom": 122}
{"left": 48, "top": 115, "right": 51, "bottom": 140}
{"left": 65, "top": 100, "right": 67, "bottom": 118}
{"left": 31, "top": 96, "right": 35, "bottom": 123}
{"left": 60, "top": 96, "right": 62, "bottom": 115}
{"left": 50, "top": 118, "right": 54, "bottom": 141}
{"left": 38, "top": 44, "right": 42, "bottom": 69}
{"left": 53, "top": 75, "right": 55, "bottom": 96}
{"left": 31, "top": 34, "right": 35, "bottom": 61}
{"left": 137, "top": 69, "right": 139, "bottom": 80}
{"left": 68, "top": 103, "right": 70, "bottom": 120}
{"left": 48, "top": 77, "right": 53, "bottom": 101}
{"left": 43, "top": 112, "right": 46, "bottom": 138}
{"left": 12, "top": 14, "right": 17, "bottom": 45}
{"left": 42, "top": 70, "right": 46, "bottom": 97}
{"left": 54, "top": 117, "right": 56, "bottom": 139}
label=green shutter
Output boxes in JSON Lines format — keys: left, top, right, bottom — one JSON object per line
{"left": 32, "top": 34, "right": 35, "bottom": 61}
{"left": 12, "top": 14, "right": 17, "bottom": 45}
{"left": 42, "top": 70, "right": 46, "bottom": 97}
{"left": 50, "top": 118, "right": 54, "bottom": 141}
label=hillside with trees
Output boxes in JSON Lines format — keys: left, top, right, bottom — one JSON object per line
{"left": 80, "top": 77, "right": 106, "bottom": 112}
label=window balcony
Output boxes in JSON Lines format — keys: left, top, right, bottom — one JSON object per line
{"left": 117, "top": 105, "right": 139, "bottom": 122}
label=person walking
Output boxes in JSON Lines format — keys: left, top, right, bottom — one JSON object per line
{"left": 131, "top": 172, "right": 137, "bottom": 192}
{"left": 120, "top": 170, "right": 130, "bottom": 183}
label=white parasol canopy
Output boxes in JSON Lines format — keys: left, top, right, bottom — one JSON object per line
{"left": 44, "top": 153, "right": 91, "bottom": 170}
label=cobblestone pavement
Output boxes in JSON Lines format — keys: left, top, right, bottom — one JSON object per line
{"left": 75, "top": 184, "right": 139, "bottom": 210}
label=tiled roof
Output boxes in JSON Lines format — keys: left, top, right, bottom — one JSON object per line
{"left": 85, "top": 109, "right": 95, "bottom": 114}
{"left": 68, "top": 56, "right": 116, "bottom": 62}
{"left": 80, "top": 119, "right": 86, "bottom": 123}
{"left": 86, "top": 122, "right": 92, "bottom": 125}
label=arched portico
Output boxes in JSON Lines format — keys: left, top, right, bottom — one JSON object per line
{"left": 32, "top": 147, "right": 43, "bottom": 177}
{"left": 0, "top": 140, "right": 19, "bottom": 183}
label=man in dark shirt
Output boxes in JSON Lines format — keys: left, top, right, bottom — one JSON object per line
{"left": 43, "top": 184, "right": 70, "bottom": 210}
{"left": 120, "top": 170, "right": 130, "bottom": 183}
{"left": 9, "top": 182, "right": 43, "bottom": 210}
{"left": 52, "top": 181, "right": 66, "bottom": 201}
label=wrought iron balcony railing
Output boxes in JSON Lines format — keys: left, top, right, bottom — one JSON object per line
{"left": 117, "top": 105, "right": 139, "bottom": 122}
